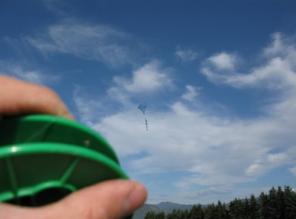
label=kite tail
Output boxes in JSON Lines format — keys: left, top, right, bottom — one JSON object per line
{"left": 145, "top": 118, "right": 148, "bottom": 131}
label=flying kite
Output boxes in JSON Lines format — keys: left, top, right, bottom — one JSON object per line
{"left": 138, "top": 104, "right": 149, "bottom": 131}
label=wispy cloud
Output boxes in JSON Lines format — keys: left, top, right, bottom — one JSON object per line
{"left": 290, "top": 166, "right": 296, "bottom": 176}
{"left": 90, "top": 95, "right": 296, "bottom": 203}
{"left": 74, "top": 33, "right": 296, "bottom": 203}
{"left": 0, "top": 61, "right": 59, "bottom": 84}
{"left": 181, "top": 85, "right": 200, "bottom": 102}
{"left": 73, "top": 86, "right": 105, "bottom": 124}
{"left": 175, "top": 47, "right": 198, "bottom": 62}
{"left": 206, "top": 52, "right": 238, "bottom": 70}
{"left": 113, "top": 61, "right": 173, "bottom": 93}
{"left": 27, "top": 21, "right": 141, "bottom": 67}
{"left": 41, "top": 0, "right": 68, "bottom": 16}
{"left": 73, "top": 60, "right": 174, "bottom": 123}
{"left": 201, "top": 34, "right": 296, "bottom": 89}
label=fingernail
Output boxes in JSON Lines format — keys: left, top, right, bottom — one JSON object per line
{"left": 58, "top": 108, "right": 75, "bottom": 120}
{"left": 124, "top": 182, "right": 147, "bottom": 213}
{"left": 64, "top": 113, "right": 75, "bottom": 120}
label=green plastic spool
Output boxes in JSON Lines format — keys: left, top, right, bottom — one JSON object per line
{"left": 0, "top": 115, "right": 129, "bottom": 206}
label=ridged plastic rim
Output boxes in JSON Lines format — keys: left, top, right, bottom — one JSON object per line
{"left": 13, "top": 115, "right": 120, "bottom": 163}
{"left": 0, "top": 143, "right": 128, "bottom": 202}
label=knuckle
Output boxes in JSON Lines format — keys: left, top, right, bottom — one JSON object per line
{"left": 38, "top": 86, "right": 59, "bottom": 99}
{"left": 81, "top": 207, "right": 95, "bottom": 219}
{"left": 0, "top": 75, "right": 18, "bottom": 83}
{"left": 0, "top": 75, "right": 8, "bottom": 81}
{"left": 80, "top": 207, "right": 109, "bottom": 219}
{"left": 35, "top": 86, "right": 63, "bottom": 106}
{"left": 96, "top": 208, "right": 109, "bottom": 219}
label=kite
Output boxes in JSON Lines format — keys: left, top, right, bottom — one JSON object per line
{"left": 138, "top": 104, "right": 149, "bottom": 131}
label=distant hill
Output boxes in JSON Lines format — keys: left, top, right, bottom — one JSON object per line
{"left": 135, "top": 187, "right": 296, "bottom": 219}
{"left": 132, "top": 204, "right": 161, "bottom": 219}
{"left": 132, "top": 202, "right": 193, "bottom": 219}
{"left": 156, "top": 202, "right": 193, "bottom": 213}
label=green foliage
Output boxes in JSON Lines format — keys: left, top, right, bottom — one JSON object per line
{"left": 145, "top": 211, "right": 166, "bottom": 219}
{"left": 144, "top": 186, "right": 296, "bottom": 219}
{"left": 189, "top": 204, "right": 204, "bottom": 219}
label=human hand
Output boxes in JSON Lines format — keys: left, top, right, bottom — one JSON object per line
{"left": 0, "top": 76, "right": 147, "bottom": 219}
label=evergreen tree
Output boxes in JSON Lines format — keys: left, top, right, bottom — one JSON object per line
{"left": 268, "top": 187, "right": 278, "bottom": 219}
{"left": 249, "top": 194, "right": 260, "bottom": 219}
{"left": 157, "top": 212, "right": 165, "bottom": 219}
{"left": 284, "top": 186, "right": 296, "bottom": 219}
{"left": 259, "top": 192, "right": 269, "bottom": 219}
{"left": 229, "top": 198, "right": 244, "bottom": 219}
{"left": 144, "top": 186, "right": 296, "bottom": 219}
{"left": 243, "top": 198, "right": 250, "bottom": 218}
{"left": 216, "top": 201, "right": 229, "bottom": 219}
{"left": 145, "top": 211, "right": 156, "bottom": 219}
{"left": 276, "top": 186, "right": 286, "bottom": 219}
{"left": 189, "top": 204, "right": 204, "bottom": 219}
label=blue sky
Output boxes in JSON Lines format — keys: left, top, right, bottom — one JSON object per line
{"left": 1, "top": 0, "right": 296, "bottom": 204}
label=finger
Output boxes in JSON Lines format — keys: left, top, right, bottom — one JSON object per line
{"left": 41, "top": 180, "right": 147, "bottom": 219}
{"left": 0, "top": 203, "right": 38, "bottom": 219}
{"left": 0, "top": 76, "right": 72, "bottom": 119}
{"left": 0, "top": 180, "right": 147, "bottom": 219}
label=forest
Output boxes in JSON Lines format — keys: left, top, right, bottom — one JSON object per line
{"left": 144, "top": 186, "right": 296, "bottom": 219}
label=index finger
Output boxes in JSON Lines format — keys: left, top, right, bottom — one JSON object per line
{"left": 0, "top": 76, "right": 73, "bottom": 119}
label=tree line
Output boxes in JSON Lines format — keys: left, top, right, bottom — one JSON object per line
{"left": 144, "top": 186, "right": 296, "bottom": 219}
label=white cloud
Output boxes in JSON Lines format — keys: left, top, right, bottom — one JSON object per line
{"left": 267, "top": 153, "right": 287, "bottom": 164}
{"left": 175, "top": 48, "right": 198, "bottom": 62}
{"left": 92, "top": 98, "right": 295, "bottom": 187}
{"left": 201, "top": 34, "right": 296, "bottom": 89}
{"left": 290, "top": 166, "right": 296, "bottom": 176}
{"left": 73, "top": 61, "right": 173, "bottom": 123}
{"left": 73, "top": 86, "right": 104, "bottom": 125}
{"left": 263, "top": 32, "right": 296, "bottom": 58}
{"left": 245, "top": 152, "right": 288, "bottom": 177}
{"left": 113, "top": 61, "right": 173, "bottom": 93}
{"left": 246, "top": 163, "right": 264, "bottom": 176}
{"left": 27, "top": 22, "right": 138, "bottom": 67}
{"left": 74, "top": 33, "right": 296, "bottom": 202}
{"left": 202, "top": 57, "right": 296, "bottom": 89}
{"left": 181, "top": 85, "right": 200, "bottom": 101}
{"left": 207, "top": 52, "right": 237, "bottom": 70}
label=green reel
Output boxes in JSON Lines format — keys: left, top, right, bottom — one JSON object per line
{"left": 0, "top": 115, "right": 128, "bottom": 206}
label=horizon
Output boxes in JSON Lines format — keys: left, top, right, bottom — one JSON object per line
{"left": 1, "top": 0, "right": 296, "bottom": 204}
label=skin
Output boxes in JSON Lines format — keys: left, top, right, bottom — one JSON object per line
{"left": 0, "top": 76, "right": 147, "bottom": 219}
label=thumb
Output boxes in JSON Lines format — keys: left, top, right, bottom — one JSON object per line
{"left": 42, "top": 180, "right": 147, "bottom": 219}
